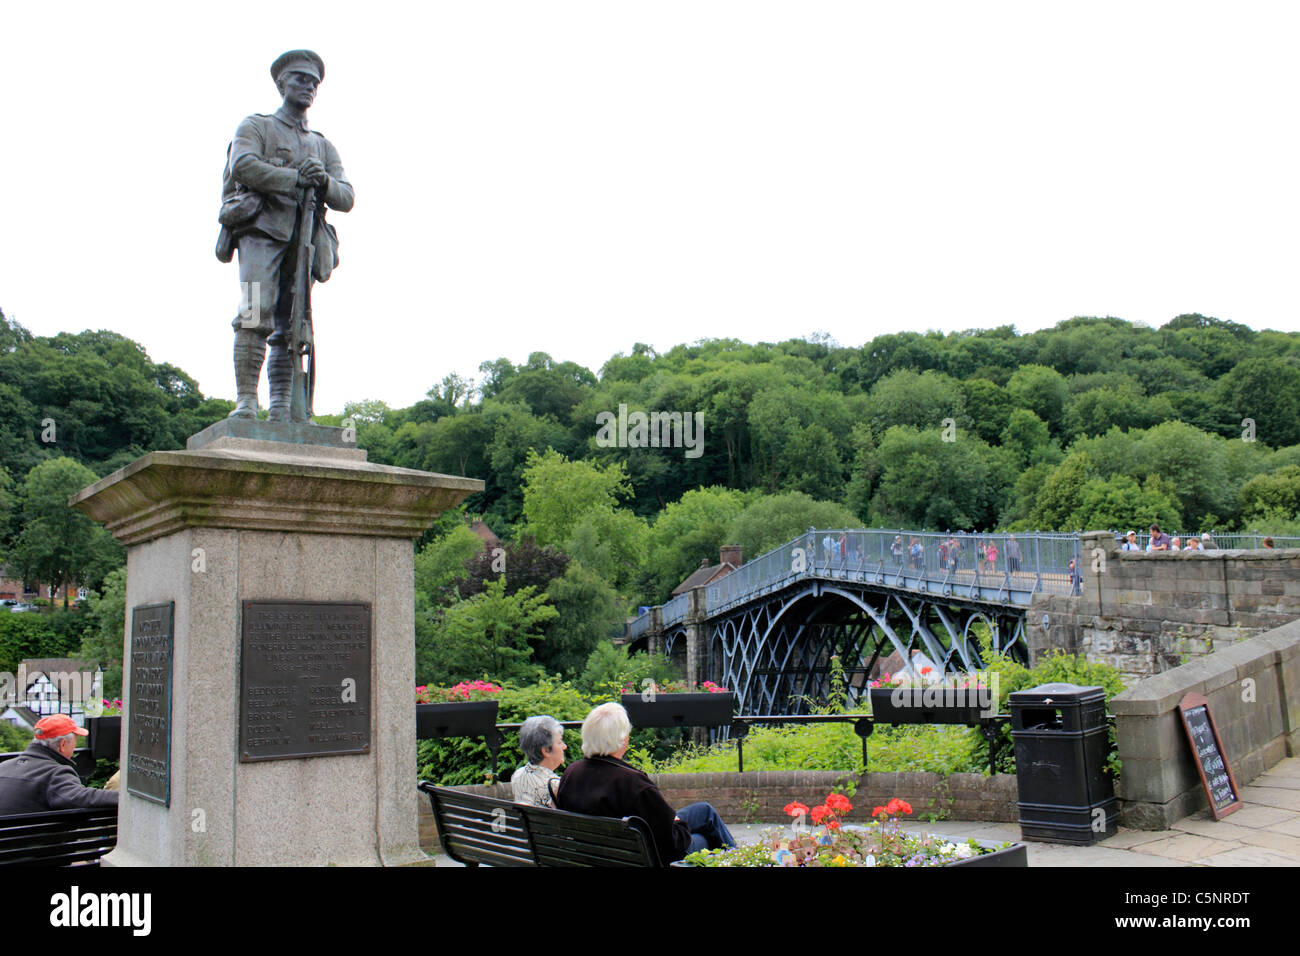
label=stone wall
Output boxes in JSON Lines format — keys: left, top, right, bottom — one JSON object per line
{"left": 1026, "top": 531, "right": 1300, "bottom": 681}
{"left": 417, "top": 769, "right": 1019, "bottom": 854}
{"left": 1110, "top": 620, "right": 1300, "bottom": 829}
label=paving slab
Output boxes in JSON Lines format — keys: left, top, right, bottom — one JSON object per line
{"left": 1219, "top": 804, "right": 1297, "bottom": 828}
{"left": 1238, "top": 785, "right": 1300, "bottom": 811}
{"left": 1024, "top": 843, "right": 1184, "bottom": 867}
{"left": 1171, "top": 817, "right": 1272, "bottom": 844}
{"left": 1130, "top": 833, "right": 1242, "bottom": 863}
{"left": 1190, "top": 846, "right": 1300, "bottom": 866}
{"left": 1102, "top": 827, "right": 1180, "bottom": 849}
{"left": 1234, "top": 828, "right": 1300, "bottom": 856}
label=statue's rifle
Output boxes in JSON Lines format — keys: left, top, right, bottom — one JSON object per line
{"left": 289, "top": 183, "right": 318, "bottom": 421}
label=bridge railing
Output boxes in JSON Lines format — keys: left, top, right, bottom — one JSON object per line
{"left": 627, "top": 612, "right": 652, "bottom": 640}
{"left": 662, "top": 592, "right": 690, "bottom": 627}
{"left": 705, "top": 528, "right": 1085, "bottom": 615}
{"left": 664, "top": 526, "right": 1300, "bottom": 631}
{"left": 1118, "top": 531, "right": 1300, "bottom": 551}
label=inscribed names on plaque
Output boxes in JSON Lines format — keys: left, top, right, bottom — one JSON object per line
{"left": 239, "top": 601, "right": 371, "bottom": 762}
{"left": 127, "top": 602, "right": 174, "bottom": 806}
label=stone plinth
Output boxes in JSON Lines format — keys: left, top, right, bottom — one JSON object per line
{"left": 72, "top": 435, "right": 482, "bottom": 866}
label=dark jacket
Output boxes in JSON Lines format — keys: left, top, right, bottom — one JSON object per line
{"left": 0, "top": 742, "right": 118, "bottom": 815}
{"left": 555, "top": 754, "right": 690, "bottom": 864}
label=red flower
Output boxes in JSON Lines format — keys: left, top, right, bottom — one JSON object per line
{"left": 810, "top": 805, "right": 829, "bottom": 824}
{"left": 783, "top": 801, "right": 809, "bottom": 818}
{"left": 824, "top": 792, "right": 853, "bottom": 813}
{"left": 920, "top": 666, "right": 933, "bottom": 675}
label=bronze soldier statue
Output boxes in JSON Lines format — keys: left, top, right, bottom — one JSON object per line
{"left": 216, "top": 50, "right": 354, "bottom": 422}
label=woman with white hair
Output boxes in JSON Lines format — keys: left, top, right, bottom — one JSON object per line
{"left": 555, "top": 702, "right": 734, "bottom": 865}
{"left": 510, "top": 715, "right": 567, "bottom": 808}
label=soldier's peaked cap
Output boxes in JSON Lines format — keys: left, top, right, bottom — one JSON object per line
{"left": 271, "top": 50, "right": 324, "bottom": 84}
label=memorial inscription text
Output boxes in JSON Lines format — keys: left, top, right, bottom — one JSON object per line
{"left": 239, "top": 602, "right": 371, "bottom": 761}
{"left": 127, "top": 602, "right": 174, "bottom": 806}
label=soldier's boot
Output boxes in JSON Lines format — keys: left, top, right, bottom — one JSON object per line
{"left": 267, "top": 344, "right": 294, "bottom": 423}
{"left": 227, "top": 330, "right": 265, "bottom": 419}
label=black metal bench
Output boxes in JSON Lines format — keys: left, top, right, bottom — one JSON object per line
{"left": 0, "top": 807, "right": 118, "bottom": 866}
{"left": 418, "top": 782, "right": 664, "bottom": 867}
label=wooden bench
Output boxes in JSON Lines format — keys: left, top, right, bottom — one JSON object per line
{"left": 418, "top": 781, "right": 664, "bottom": 867}
{"left": 0, "top": 807, "right": 118, "bottom": 866}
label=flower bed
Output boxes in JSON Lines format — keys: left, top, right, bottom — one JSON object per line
{"left": 683, "top": 792, "right": 1024, "bottom": 867}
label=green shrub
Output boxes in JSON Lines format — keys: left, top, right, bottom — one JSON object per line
{"left": 0, "top": 721, "right": 32, "bottom": 753}
{"left": 968, "top": 645, "right": 1126, "bottom": 775}
{"left": 0, "top": 613, "right": 73, "bottom": 675}
{"left": 652, "top": 721, "right": 976, "bottom": 776}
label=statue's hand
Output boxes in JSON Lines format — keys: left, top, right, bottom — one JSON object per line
{"left": 297, "top": 157, "right": 328, "bottom": 188}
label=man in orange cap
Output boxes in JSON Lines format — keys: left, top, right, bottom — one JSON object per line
{"left": 0, "top": 715, "right": 118, "bottom": 814}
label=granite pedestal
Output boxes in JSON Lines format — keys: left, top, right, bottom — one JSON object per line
{"left": 71, "top": 429, "right": 482, "bottom": 866}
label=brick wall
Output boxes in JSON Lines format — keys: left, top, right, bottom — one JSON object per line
{"left": 417, "top": 770, "right": 1019, "bottom": 854}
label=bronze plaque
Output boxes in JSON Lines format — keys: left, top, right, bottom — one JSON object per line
{"left": 126, "top": 602, "right": 174, "bottom": 806}
{"left": 239, "top": 601, "right": 371, "bottom": 762}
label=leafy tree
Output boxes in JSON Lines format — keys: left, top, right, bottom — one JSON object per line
{"left": 0, "top": 720, "right": 32, "bottom": 753}
{"left": 78, "top": 566, "right": 126, "bottom": 696}
{"left": 9, "top": 457, "right": 123, "bottom": 602}
{"left": 564, "top": 509, "right": 647, "bottom": 597}
{"left": 868, "top": 427, "right": 1000, "bottom": 530}
{"left": 1001, "top": 409, "right": 1053, "bottom": 469}
{"left": 1217, "top": 358, "right": 1300, "bottom": 448}
{"left": 521, "top": 449, "right": 633, "bottom": 547}
{"left": 1005, "top": 364, "right": 1069, "bottom": 437}
{"left": 749, "top": 386, "right": 850, "bottom": 498}
{"left": 414, "top": 524, "right": 485, "bottom": 600}
{"left": 725, "top": 491, "right": 859, "bottom": 558}
{"left": 420, "top": 579, "right": 559, "bottom": 686}
{"left": 540, "top": 564, "right": 626, "bottom": 678}
{"left": 641, "top": 487, "right": 752, "bottom": 603}
{"left": 1065, "top": 474, "right": 1182, "bottom": 533}
{"left": 443, "top": 535, "right": 569, "bottom": 605}
{"left": 1239, "top": 466, "right": 1300, "bottom": 523}
{"left": 1131, "top": 421, "right": 1231, "bottom": 530}
{"left": 1028, "top": 452, "right": 1096, "bottom": 530}
{"left": 960, "top": 378, "right": 1014, "bottom": 444}
{"left": 864, "top": 369, "right": 968, "bottom": 438}
{"left": 0, "top": 613, "right": 71, "bottom": 676}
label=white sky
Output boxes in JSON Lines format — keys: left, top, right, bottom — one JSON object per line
{"left": 2, "top": 2, "right": 1299, "bottom": 415}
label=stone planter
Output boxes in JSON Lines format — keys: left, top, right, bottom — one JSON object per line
{"left": 672, "top": 838, "right": 1028, "bottom": 867}
{"left": 414, "top": 701, "right": 500, "bottom": 740}
{"left": 619, "top": 692, "right": 736, "bottom": 730}
{"left": 868, "top": 687, "right": 987, "bottom": 726}
{"left": 85, "top": 715, "right": 121, "bottom": 760}
{"left": 947, "top": 841, "right": 1027, "bottom": 867}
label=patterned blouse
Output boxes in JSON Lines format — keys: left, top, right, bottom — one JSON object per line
{"left": 511, "top": 762, "right": 559, "bottom": 809}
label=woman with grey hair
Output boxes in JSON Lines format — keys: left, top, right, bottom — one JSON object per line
{"left": 555, "top": 702, "right": 734, "bottom": 864}
{"left": 510, "top": 715, "right": 567, "bottom": 808}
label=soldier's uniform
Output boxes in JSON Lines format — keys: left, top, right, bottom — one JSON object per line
{"left": 219, "top": 50, "right": 353, "bottom": 421}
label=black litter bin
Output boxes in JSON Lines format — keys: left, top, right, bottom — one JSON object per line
{"left": 1009, "top": 682, "right": 1117, "bottom": 845}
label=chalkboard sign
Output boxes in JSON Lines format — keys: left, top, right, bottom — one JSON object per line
{"left": 1178, "top": 692, "right": 1242, "bottom": 820}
